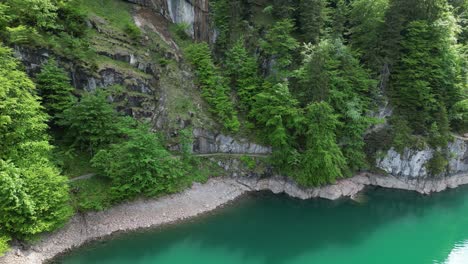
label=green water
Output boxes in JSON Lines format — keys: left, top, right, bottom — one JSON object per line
{"left": 55, "top": 186, "right": 468, "bottom": 264}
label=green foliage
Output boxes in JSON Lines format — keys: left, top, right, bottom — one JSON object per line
{"left": 293, "top": 102, "right": 346, "bottom": 186}
{"left": 56, "top": 0, "right": 88, "bottom": 37}
{"left": 381, "top": 0, "right": 449, "bottom": 65}
{"left": 6, "top": 25, "right": 40, "bottom": 44}
{"left": 426, "top": 151, "right": 449, "bottom": 176}
{"left": 250, "top": 82, "right": 303, "bottom": 147}
{"left": 0, "top": 46, "right": 71, "bottom": 240}
{"left": 185, "top": 43, "right": 240, "bottom": 132}
{"left": 7, "top": 0, "right": 60, "bottom": 30}
{"left": 348, "top": 0, "right": 389, "bottom": 71}
{"left": 0, "top": 45, "right": 50, "bottom": 167}
{"left": 296, "top": 39, "right": 378, "bottom": 171}
{"left": 0, "top": 234, "right": 10, "bottom": 256}
{"left": 69, "top": 177, "right": 112, "bottom": 212}
{"left": 0, "top": 4, "right": 12, "bottom": 31}
{"left": 43, "top": 32, "right": 95, "bottom": 64}
{"left": 391, "top": 18, "right": 461, "bottom": 136}
{"left": 173, "top": 23, "right": 191, "bottom": 41}
{"left": 0, "top": 0, "right": 94, "bottom": 64}
{"left": 178, "top": 127, "right": 196, "bottom": 163}
{"left": 0, "top": 160, "right": 72, "bottom": 238}
{"left": 125, "top": 23, "right": 141, "bottom": 40}
{"left": 53, "top": 146, "right": 94, "bottom": 179}
{"left": 451, "top": 99, "right": 468, "bottom": 133}
{"left": 259, "top": 19, "right": 299, "bottom": 78}
{"left": 240, "top": 155, "right": 256, "bottom": 170}
{"left": 91, "top": 124, "right": 189, "bottom": 200}
{"left": 36, "top": 58, "right": 76, "bottom": 121}
{"left": 77, "top": 0, "right": 136, "bottom": 34}
{"left": 298, "top": 0, "right": 328, "bottom": 44}
{"left": 211, "top": 0, "right": 231, "bottom": 51}
{"left": 326, "top": 0, "right": 349, "bottom": 39}
{"left": 271, "top": 0, "right": 297, "bottom": 19}
{"left": 428, "top": 105, "right": 451, "bottom": 148}
{"left": 390, "top": 116, "right": 415, "bottom": 153}
{"left": 58, "top": 91, "right": 124, "bottom": 153}
{"left": 224, "top": 39, "right": 260, "bottom": 111}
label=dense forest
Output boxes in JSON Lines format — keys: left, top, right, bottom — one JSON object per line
{"left": 0, "top": 0, "right": 467, "bottom": 256}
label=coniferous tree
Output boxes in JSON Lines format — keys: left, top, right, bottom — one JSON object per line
{"left": 211, "top": 0, "right": 231, "bottom": 52}
{"left": 298, "top": 0, "right": 328, "bottom": 43}
{"left": 36, "top": 58, "right": 75, "bottom": 121}
{"left": 259, "top": 19, "right": 299, "bottom": 79}
{"left": 185, "top": 43, "right": 240, "bottom": 132}
{"left": 271, "top": 0, "right": 297, "bottom": 19}
{"left": 451, "top": 99, "right": 468, "bottom": 133}
{"left": 391, "top": 14, "right": 461, "bottom": 136}
{"left": 296, "top": 39, "right": 377, "bottom": 171}
{"left": 326, "top": 0, "right": 349, "bottom": 39}
{"left": 348, "top": 0, "right": 389, "bottom": 71}
{"left": 58, "top": 91, "right": 124, "bottom": 153}
{"left": 249, "top": 82, "right": 303, "bottom": 147}
{"left": 294, "top": 102, "right": 346, "bottom": 186}
{"left": 224, "top": 39, "right": 260, "bottom": 111}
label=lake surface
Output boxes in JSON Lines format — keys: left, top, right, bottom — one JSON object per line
{"left": 55, "top": 186, "right": 468, "bottom": 264}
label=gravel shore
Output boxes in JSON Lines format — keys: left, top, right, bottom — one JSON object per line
{"left": 2, "top": 173, "right": 468, "bottom": 264}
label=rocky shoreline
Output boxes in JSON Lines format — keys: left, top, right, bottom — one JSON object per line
{"left": 2, "top": 173, "right": 468, "bottom": 264}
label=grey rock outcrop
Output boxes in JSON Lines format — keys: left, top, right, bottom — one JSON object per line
{"left": 126, "top": 0, "right": 211, "bottom": 41}
{"left": 448, "top": 137, "right": 468, "bottom": 173}
{"left": 14, "top": 46, "right": 157, "bottom": 120}
{"left": 377, "top": 137, "right": 468, "bottom": 178}
{"left": 237, "top": 172, "right": 468, "bottom": 200}
{"left": 193, "top": 128, "right": 271, "bottom": 154}
{"left": 377, "top": 147, "right": 433, "bottom": 178}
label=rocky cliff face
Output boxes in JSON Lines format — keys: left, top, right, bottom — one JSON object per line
{"left": 377, "top": 137, "right": 468, "bottom": 178}
{"left": 13, "top": 4, "right": 265, "bottom": 157}
{"left": 126, "top": 0, "right": 211, "bottom": 41}
{"left": 13, "top": 0, "right": 467, "bottom": 178}
{"left": 14, "top": 46, "right": 157, "bottom": 120}
{"left": 193, "top": 128, "right": 271, "bottom": 154}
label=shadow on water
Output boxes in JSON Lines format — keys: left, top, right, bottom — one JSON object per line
{"left": 53, "top": 185, "right": 468, "bottom": 264}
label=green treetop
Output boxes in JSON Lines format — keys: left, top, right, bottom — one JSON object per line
{"left": 36, "top": 58, "right": 76, "bottom": 122}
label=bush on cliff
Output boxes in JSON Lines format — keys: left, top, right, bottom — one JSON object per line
{"left": 91, "top": 124, "right": 189, "bottom": 200}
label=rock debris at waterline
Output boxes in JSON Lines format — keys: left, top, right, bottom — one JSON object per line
{"left": 2, "top": 173, "right": 468, "bottom": 264}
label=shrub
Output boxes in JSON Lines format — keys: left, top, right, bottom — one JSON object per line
{"left": 0, "top": 160, "right": 72, "bottom": 238}
{"left": 173, "top": 22, "right": 191, "bottom": 40}
{"left": 451, "top": 99, "right": 468, "bottom": 134}
{"left": 35, "top": 58, "right": 76, "bottom": 121}
{"left": 69, "top": 177, "right": 112, "bottom": 212}
{"left": 6, "top": 25, "right": 40, "bottom": 44}
{"left": 91, "top": 124, "right": 189, "bottom": 200}
{"left": 240, "top": 155, "right": 256, "bottom": 170}
{"left": 426, "top": 151, "right": 448, "bottom": 176}
{"left": 57, "top": 91, "right": 125, "bottom": 153}
{"left": 0, "top": 235, "right": 10, "bottom": 256}
{"left": 125, "top": 23, "right": 141, "bottom": 40}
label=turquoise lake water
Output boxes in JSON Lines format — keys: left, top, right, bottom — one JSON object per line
{"left": 55, "top": 186, "right": 468, "bottom": 264}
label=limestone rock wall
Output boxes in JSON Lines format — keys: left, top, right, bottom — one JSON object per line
{"left": 192, "top": 128, "right": 271, "bottom": 154}
{"left": 126, "top": 0, "right": 211, "bottom": 41}
{"left": 377, "top": 137, "right": 468, "bottom": 178}
{"left": 13, "top": 46, "right": 157, "bottom": 119}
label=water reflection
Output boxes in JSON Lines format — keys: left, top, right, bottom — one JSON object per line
{"left": 438, "top": 240, "right": 468, "bottom": 264}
